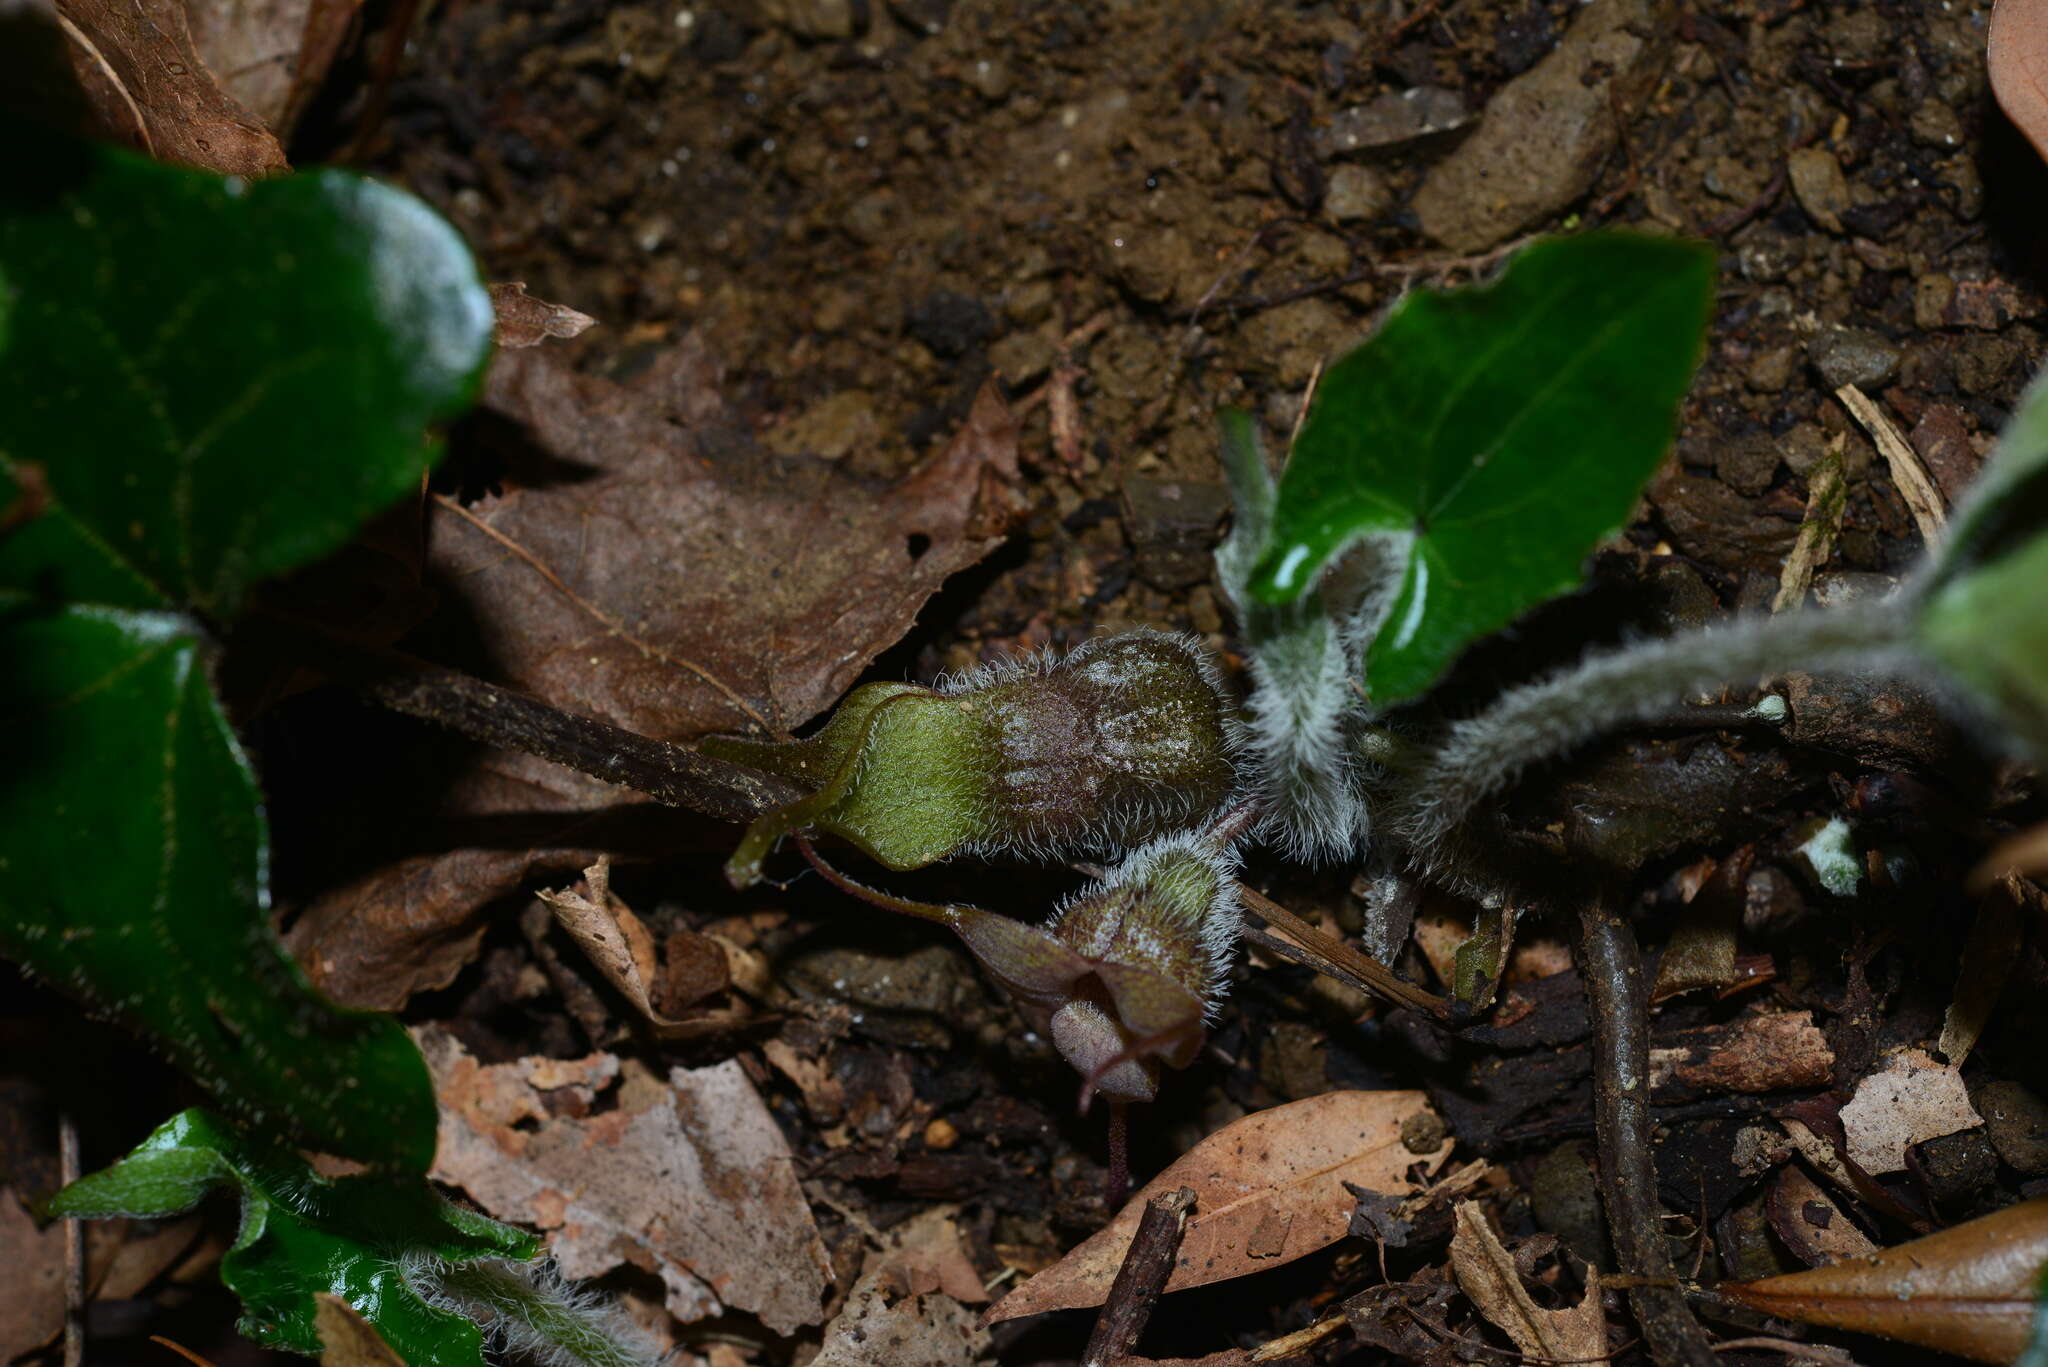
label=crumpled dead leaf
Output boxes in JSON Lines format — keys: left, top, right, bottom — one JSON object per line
{"left": 1448, "top": 1203, "right": 1606, "bottom": 1366}
{"left": 985, "top": 1091, "right": 1448, "bottom": 1323}
{"left": 56, "top": 0, "right": 289, "bottom": 175}
{"left": 419, "top": 1025, "right": 832, "bottom": 1336}
{"left": 814, "top": 1209, "right": 992, "bottom": 1367}
{"left": 433, "top": 337, "right": 1025, "bottom": 740}
{"left": 1991, "top": 0, "right": 2048, "bottom": 163}
{"left": 1720, "top": 1196, "right": 2048, "bottom": 1363}
{"left": 536, "top": 857, "right": 750, "bottom": 1038}
{"left": 490, "top": 283, "right": 598, "bottom": 349}
{"left": 1839, "top": 1047, "right": 1983, "bottom": 1175}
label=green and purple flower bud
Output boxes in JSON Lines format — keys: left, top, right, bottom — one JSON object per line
{"left": 703, "top": 629, "right": 1243, "bottom": 888}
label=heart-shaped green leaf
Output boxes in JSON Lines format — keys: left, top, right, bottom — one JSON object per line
{"left": 47, "top": 1109, "right": 536, "bottom": 1367}
{"left": 0, "top": 132, "right": 492, "bottom": 1171}
{"left": 0, "top": 603, "right": 439, "bottom": 1169}
{"left": 1245, "top": 231, "right": 1716, "bottom": 703}
{"left": 0, "top": 133, "right": 491, "bottom": 616}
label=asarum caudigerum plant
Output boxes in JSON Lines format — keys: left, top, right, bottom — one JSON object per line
{"left": 708, "top": 229, "right": 2048, "bottom": 1116}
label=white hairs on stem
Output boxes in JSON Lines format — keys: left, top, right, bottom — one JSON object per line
{"left": 1391, "top": 598, "right": 1918, "bottom": 879}
{"left": 400, "top": 1253, "right": 667, "bottom": 1367}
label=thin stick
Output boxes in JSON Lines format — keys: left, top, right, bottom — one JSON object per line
{"left": 260, "top": 613, "right": 801, "bottom": 824}
{"left": 1578, "top": 894, "right": 1719, "bottom": 1367}
{"left": 1834, "top": 384, "right": 1946, "bottom": 546}
{"left": 1250, "top": 1313, "right": 1346, "bottom": 1362}
{"left": 60, "top": 1111, "right": 82, "bottom": 1367}
{"left": 1236, "top": 882, "right": 1452, "bottom": 1019}
{"left": 1081, "top": 1187, "right": 1197, "bottom": 1367}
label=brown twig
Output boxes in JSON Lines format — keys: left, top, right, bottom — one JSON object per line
{"left": 1237, "top": 882, "right": 1454, "bottom": 1020}
{"left": 1578, "top": 893, "right": 1720, "bottom": 1367}
{"left": 60, "top": 1111, "right": 82, "bottom": 1367}
{"left": 1082, "top": 1187, "right": 1198, "bottom": 1367}
{"left": 260, "top": 615, "right": 801, "bottom": 824}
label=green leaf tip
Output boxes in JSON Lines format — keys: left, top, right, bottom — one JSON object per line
{"left": 1242, "top": 229, "right": 1717, "bottom": 703}
{"left": 1914, "top": 364, "right": 2048, "bottom": 759}
{"left": 50, "top": 1109, "right": 539, "bottom": 1367}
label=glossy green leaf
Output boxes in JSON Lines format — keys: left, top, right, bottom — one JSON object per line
{"left": 47, "top": 1110, "right": 536, "bottom": 1366}
{"left": 0, "top": 132, "right": 492, "bottom": 615}
{"left": 1245, "top": 231, "right": 1717, "bottom": 703}
{"left": 0, "top": 131, "right": 490, "bottom": 1171}
{"left": 0, "top": 602, "right": 439, "bottom": 1168}
{"left": 1915, "top": 368, "right": 2048, "bottom": 760}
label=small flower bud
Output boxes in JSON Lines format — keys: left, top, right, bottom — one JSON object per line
{"left": 704, "top": 629, "right": 1241, "bottom": 887}
{"left": 953, "top": 829, "right": 1241, "bottom": 1103}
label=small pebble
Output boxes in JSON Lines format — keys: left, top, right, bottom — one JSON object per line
{"left": 1978, "top": 1080, "right": 2048, "bottom": 1174}
{"left": 1808, "top": 326, "right": 1902, "bottom": 390}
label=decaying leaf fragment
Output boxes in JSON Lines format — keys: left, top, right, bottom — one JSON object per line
{"left": 489, "top": 283, "right": 598, "bottom": 349}
{"left": 1720, "top": 1197, "right": 2048, "bottom": 1363}
{"left": 985, "top": 1090, "right": 1448, "bottom": 1322}
{"left": 1448, "top": 1203, "right": 1606, "bottom": 1366}
{"left": 1839, "top": 1047, "right": 1983, "bottom": 1174}
{"left": 814, "top": 1210, "right": 992, "bottom": 1367}
{"left": 537, "top": 857, "right": 749, "bottom": 1038}
{"left": 419, "top": 1026, "right": 832, "bottom": 1336}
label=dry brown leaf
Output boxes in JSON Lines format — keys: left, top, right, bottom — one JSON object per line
{"left": 985, "top": 1091, "right": 1447, "bottom": 1323}
{"left": 315, "top": 1293, "right": 407, "bottom": 1367}
{"left": 0, "top": 1185, "right": 64, "bottom": 1363}
{"left": 0, "top": 1185, "right": 202, "bottom": 1361}
{"left": 1974, "top": 825, "right": 2048, "bottom": 891}
{"left": 1839, "top": 1047, "right": 1983, "bottom": 1175}
{"left": 1992, "top": 0, "right": 2048, "bottom": 163}
{"left": 185, "top": 0, "right": 360, "bottom": 139}
{"left": 1448, "top": 1203, "right": 1606, "bottom": 1366}
{"left": 420, "top": 1026, "right": 831, "bottom": 1336}
{"left": 536, "top": 858, "right": 749, "bottom": 1038}
{"left": 491, "top": 283, "right": 599, "bottom": 349}
{"left": 1721, "top": 1197, "right": 2048, "bottom": 1363}
{"left": 435, "top": 338, "right": 1025, "bottom": 740}
{"left": 56, "top": 0, "right": 289, "bottom": 175}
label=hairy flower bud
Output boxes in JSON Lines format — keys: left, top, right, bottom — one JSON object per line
{"left": 950, "top": 829, "right": 1242, "bottom": 1103}
{"left": 704, "top": 629, "right": 1241, "bottom": 887}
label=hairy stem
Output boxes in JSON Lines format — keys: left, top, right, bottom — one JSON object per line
{"left": 1390, "top": 599, "right": 1916, "bottom": 871}
{"left": 1577, "top": 895, "right": 1718, "bottom": 1367}
{"left": 422, "top": 1258, "right": 658, "bottom": 1367}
